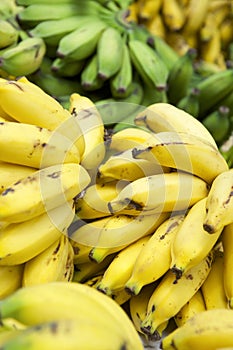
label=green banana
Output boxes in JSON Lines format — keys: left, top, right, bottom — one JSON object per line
{"left": 57, "top": 20, "right": 107, "bottom": 61}
{"left": 110, "top": 42, "right": 133, "bottom": 98}
{"left": 177, "top": 87, "right": 200, "bottom": 118}
{"left": 16, "top": 0, "right": 81, "bottom": 4}
{"left": 51, "top": 57, "right": 85, "bottom": 78}
{"left": 141, "top": 82, "right": 168, "bottom": 107}
{"left": 167, "top": 48, "right": 197, "bottom": 105}
{"left": 0, "top": 37, "right": 46, "bottom": 76}
{"left": 97, "top": 26, "right": 124, "bottom": 81}
{"left": 128, "top": 39, "right": 169, "bottom": 90}
{"left": 212, "top": 88, "right": 233, "bottom": 116}
{"left": 127, "top": 23, "right": 155, "bottom": 46}
{"left": 0, "top": 0, "right": 20, "bottom": 20}
{"left": 153, "top": 35, "right": 179, "bottom": 71}
{"left": 0, "top": 20, "right": 18, "bottom": 49}
{"left": 81, "top": 53, "right": 104, "bottom": 91}
{"left": 202, "top": 105, "right": 231, "bottom": 145}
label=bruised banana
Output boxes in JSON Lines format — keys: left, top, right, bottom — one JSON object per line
{"left": 0, "top": 282, "right": 144, "bottom": 350}
{"left": 0, "top": 201, "right": 75, "bottom": 265}
{"left": 140, "top": 251, "right": 214, "bottom": 339}
{"left": 0, "top": 264, "right": 24, "bottom": 299}
{"left": 0, "top": 163, "right": 90, "bottom": 223}
{"left": 22, "top": 235, "right": 74, "bottom": 287}
{"left": 203, "top": 168, "right": 233, "bottom": 233}
{"left": 108, "top": 172, "right": 208, "bottom": 215}
{"left": 125, "top": 214, "right": 185, "bottom": 296}
{"left": 170, "top": 198, "right": 223, "bottom": 279}
{"left": 132, "top": 131, "right": 229, "bottom": 184}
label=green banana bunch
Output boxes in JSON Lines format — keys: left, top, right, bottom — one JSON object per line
{"left": 0, "top": 37, "right": 46, "bottom": 76}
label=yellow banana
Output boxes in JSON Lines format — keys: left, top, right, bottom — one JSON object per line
{"left": 108, "top": 127, "right": 152, "bottom": 152}
{"left": 170, "top": 198, "right": 223, "bottom": 279}
{"left": 0, "top": 201, "right": 75, "bottom": 265}
{"left": 182, "top": 0, "right": 211, "bottom": 34}
{"left": 203, "top": 169, "right": 233, "bottom": 233}
{"left": 125, "top": 214, "right": 185, "bottom": 295}
{"left": 70, "top": 239, "right": 93, "bottom": 264}
{"left": 0, "top": 265, "right": 24, "bottom": 299}
{"left": 140, "top": 251, "right": 214, "bottom": 339}
{"left": 147, "top": 13, "right": 166, "bottom": 38}
{"left": 222, "top": 223, "right": 233, "bottom": 308}
{"left": 162, "top": 0, "right": 186, "bottom": 31}
{"left": 0, "top": 163, "right": 90, "bottom": 223}
{"left": 139, "top": 0, "right": 163, "bottom": 21}
{"left": 201, "top": 27, "right": 222, "bottom": 64}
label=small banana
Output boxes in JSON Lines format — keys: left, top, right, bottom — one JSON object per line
{"left": 170, "top": 198, "right": 223, "bottom": 279}
{"left": 0, "top": 163, "right": 90, "bottom": 223}
{"left": 51, "top": 57, "right": 85, "bottom": 78}
{"left": 0, "top": 19, "right": 18, "bottom": 49}
{"left": 162, "top": 0, "right": 186, "bottom": 31}
{"left": 96, "top": 26, "right": 124, "bottom": 81}
{"left": 182, "top": 0, "right": 211, "bottom": 34}
{"left": 203, "top": 168, "right": 233, "bottom": 233}
{"left": 140, "top": 251, "right": 214, "bottom": 339}
{"left": 109, "top": 127, "right": 152, "bottom": 152}
{"left": 0, "top": 264, "right": 24, "bottom": 299}
{"left": 222, "top": 222, "right": 233, "bottom": 308}
{"left": 80, "top": 53, "right": 104, "bottom": 91}
{"left": 125, "top": 214, "right": 185, "bottom": 296}
{"left": 177, "top": 87, "right": 200, "bottom": 118}
{"left": 153, "top": 35, "right": 179, "bottom": 71}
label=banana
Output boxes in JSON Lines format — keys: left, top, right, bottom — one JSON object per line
{"left": 80, "top": 53, "right": 104, "bottom": 91}
{"left": 200, "top": 27, "right": 222, "bottom": 65}
{"left": 140, "top": 251, "right": 214, "bottom": 339}
{"left": 0, "top": 163, "right": 90, "bottom": 223}
{"left": 203, "top": 168, "right": 233, "bottom": 233}
{"left": 0, "top": 265, "right": 24, "bottom": 299}
{"left": 128, "top": 39, "right": 169, "bottom": 90}
{"left": 0, "top": 281, "right": 144, "bottom": 350}
{"left": 134, "top": 103, "right": 217, "bottom": 149}
{"left": 0, "top": 37, "right": 46, "bottom": 77}
{"left": 51, "top": 57, "right": 85, "bottom": 78}
{"left": 74, "top": 180, "right": 128, "bottom": 220}
{"left": 196, "top": 68, "right": 233, "bottom": 118}
{"left": 96, "top": 26, "right": 124, "bottom": 81}
{"left": 222, "top": 223, "right": 233, "bottom": 308}
{"left": 108, "top": 172, "right": 209, "bottom": 215}
{"left": 201, "top": 249, "right": 228, "bottom": 310}
{"left": 0, "top": 20, "right": 18, "bottom": 49}
{"left": 70, "top": 212, "right": 168, "bottom": 262}
{"left": 153, "top": 35, "right": 179, "bottom": 71}
{"left": 170, "top": 198, "right": 223, "bottom": 280}
{"left": 161, "top": 309, "right": 233, "bottom": 350}
{"left": 167, "top": 48, "right": 197, "bottom": 104}
{"left": 0, "top": 162, "right": 36, "bottom": 194}
{"left": 146, "top": 13, "right": 166, "bottom": 39}
{"left": 182, "top": 0, "right": 211, "bottom": 34}
{"left": 97, "top": 148, "right": 169, "bottom": 182}
{"left": 138, "top": 0, "right": 163, "bottom": 21}
{"left": 109, "top": 127, "right": 152, "bottom": 152}
{"left": 177, "top": 87, "right": 200, "bottom": 118}
{"left": 110, "top": 43, "right": 133, "bottom": 98}
{"left": 125, "top": 214, "right": 186, "bottom": 296}
{"left": 174, "top": 289, "right": 206, "bottom": 327}
{"left": 70, "top": 239, "right": 93, "bottom": 264}
{"left": 0, "top": 201, "right": 75, "bottom": 265}
{"left": 0, "top": 121, "right": 80, "bottom": 168}
{"left": 96, "top": 235, "right": 151, "bottom": 295}
{"left": 132, "top": 131, "right": 229, "bottom": 184}
{"left": 57, "top": 19, "right": 107, "bottom": 61}
{"left": 22, "top": 235, "right": 74, "bottom": 286}
{"left": 162, "top": 0, "right": 186, "bottom": 31}
{"left": 69, "top": 93, "right": 105, "bottom": 169}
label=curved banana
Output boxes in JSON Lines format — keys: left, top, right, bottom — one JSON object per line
{"left": 69, "top": 93, "right": 105, "bottom": 169}
{"left": 170, "top": 198, "right": 223, "bottom": 279}
{"left": 0, "top": 163, "right": 90, "bottom": 223}
{"left": 132, "top": 131, "right": 229, "bottom": 184}
{"left": 22, "top": 235, "right": 74, "bottom": 286}
{"left": 140, "top": 251, "right": 214, "bottom": 339}
{"left": 222, "top": 223, "right": 233, "bottom": 308}
{"left": 108, "top": 127, "right": 152, "bottom": 152}
{"left": 125, "top": 214, "right": 185, "bottom": 296}
{"left": 108, "top": 172, "right": 208, "bottom": 215}
{"left": 162, "top": 309, "right": 233, "bottom": 350}
{"left": 96, "top": 235, "right": 151, "bottom": 296}
{"left": 80, "top": 53, "right": 104, "bottom": 91}
{"left": 134, "top": 103, "right": 217, "bottom": 149}
{"left": 162, "top": 0, "right": 186, "bottom": 32}
{"left": 0, "top": 265, "right": 24, "bottom": 299}
{"left": 0, "top": 282, "right": 144, "bottom": 350}
{"left": 203, "top": 169, "right": 233, "bottom": 233}
{"left": 182, "top": 0, "right": 211, "bottom": 34}
{"left": 0, "top": 201, "right": 75, "bottom": 265}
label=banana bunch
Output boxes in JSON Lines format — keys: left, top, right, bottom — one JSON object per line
{"left": 131, "top": 0, "right": 233, "bottom": 70}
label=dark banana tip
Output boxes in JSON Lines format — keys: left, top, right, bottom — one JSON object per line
{"left": 203, "top": 223, "right": 215, "bottom": 234}
{"left": 107, "top": 201, "right": 114, "bottom": 214}
{"left": 124, "top": 286, "right": 136, "bottom": 296}
{"left": 140, "top": 325, "right": 161, "bottom": 341}
{"left": 171, "top": 266, "right": 183, "bottom": 282}
{"left": 96, "top": 285, "right": 108, "bottom": 295}
{"left": 56, "top": 51, "right": 65, "bottom": 59}
{"left": 98, "top": 72, "right": 107, "bottom": 81}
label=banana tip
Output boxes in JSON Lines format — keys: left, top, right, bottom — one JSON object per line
{"left": 203, "top": 223, "right": 216, "bottom": 234}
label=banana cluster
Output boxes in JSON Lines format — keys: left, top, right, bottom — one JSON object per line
{"left": 131, "top": 0, "right": 233, "bottom": 69}
{"left": 0, "top": 74, "right": 233, "bottom": 349}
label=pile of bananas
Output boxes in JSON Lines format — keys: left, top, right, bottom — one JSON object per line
{"left": 0, "top": 74, "right": 233, "bottom": 349}
{"left": 130, "top": 0, "right": 233, "bottom": 68}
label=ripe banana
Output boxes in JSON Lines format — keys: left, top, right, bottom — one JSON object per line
{"left": 182, "top": 0, "right": 211, "bottom": 34}
{"left": 125, "top": 214, "right": 185, "bottom": 296}
{"left": 96, "top": 235, "right": 151, "bottom": 295}
{"left": 0, "top": 37, "right": 46, "bottom": 77}
{"left": 132, "top": 131, "right": 229, "bottom": 184}
{"left": 69, "top": 93, "right": 105, "bottom": 170}
{"left": 108, "top": 172, "right": 208, "bottom": 215}
{"left": 0, "top": 264, "right": 24, "bottom": 299}
{"left": 109, "top": 127, "right": 152, "bottom": 152}
{"left": 203, "top": 168, "right": 233, "bottom": 233}
{"left": 0, "top": 163, "right": 90, "bottom": 223}
{"left": 162, "top": 308, "right": 233, "bottom": 350}
{"left": 0, "top": 201, "right": 75, "bottom": 265}
{"left": 0, "top": 282, "right": 144, "bottom": 349}
{"left": 222, "top": 222, "right": 233, "bottom": 308}
{"left": 170, "top": 198, "right": 223, "bottom": 279}
{"left": 134, "top": 103, "right": 217, "bottom": 149}
{"left": 162, "top": 0, "right": 186, "bottom": 31}
{"left": 22, "top": 235, "right": 74, "bottom": 286}
{"left": 140, "top": 251, "right": 214, "bottom": 339}
{"left": 0, "top": 121, "right": 80, "bottom": 168}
